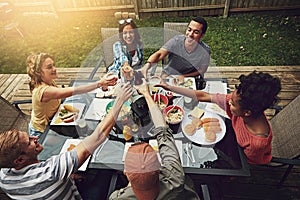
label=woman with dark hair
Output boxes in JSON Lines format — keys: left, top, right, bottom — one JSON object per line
{"left": 156, "top": 71, "right": 281, "bottom": 165}
{"left": 26, "top": 53, "right": 117, "bottom": 137}
{"left": 108, "top": 18, "right": 144, "bottom": 76}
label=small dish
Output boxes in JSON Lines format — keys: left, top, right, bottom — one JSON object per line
{"left": 151, "top": 94, "right": 168, "bottom": 110}
{"left": 163, "top": 105, "right": 184, "bottom": 124}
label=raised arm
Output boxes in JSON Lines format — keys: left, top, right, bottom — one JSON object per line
{"left": 156, "top": 82, "right": 212, "bottom": 102}
{"left": 135, "top": 79, "right": 185, "bottom": 188}
{"left": 75, "top": 82, "right": 132, "bottom": 167}
{"left": 141, "top": 48, "right": 169, "bottom": 78}
{"left": 134, "top": 79, "right": 166, "bottom": 128}
{"left": 41, "top": 74, "right": 117, "bottom": 102}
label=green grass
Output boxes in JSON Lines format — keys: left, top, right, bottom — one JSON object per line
{"left": 0, "top": 13, "right": 299, "bottom": 74}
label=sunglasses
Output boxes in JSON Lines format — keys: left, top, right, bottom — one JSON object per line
{"left": 119, "top": 18, "right": 133, "bottom": 25}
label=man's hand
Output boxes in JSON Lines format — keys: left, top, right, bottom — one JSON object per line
{"left": 140, "top": 64, "right": 149, "bottom": 80}
{"left": 116, "top": 82, "right": 133, "bottom": 103}
{"left": 134, "top": 78, "right": 150, "bottom": 97}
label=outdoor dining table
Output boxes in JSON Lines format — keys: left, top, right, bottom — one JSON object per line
{"left": 38, "top": 77, "right": 250, "bottom": 178}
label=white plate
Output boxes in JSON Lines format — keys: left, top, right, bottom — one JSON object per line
{"left": 60, "top": 139, "right": 90, "bottom": 171}
{"left": 181, "top": 110, "right": 226, "bottom": 145}
{"left": 84, "top": 98, "right": 112, "bottom": 120}
{"left": 165, "top": 76, "right": 196, "bottom": 96}
{"left": 50, "top": 103, "right": 85, "bottom": 125}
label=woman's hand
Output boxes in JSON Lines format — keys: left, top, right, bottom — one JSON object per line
{"left": 98, "top": 72, "right": 118, "bottom": 88}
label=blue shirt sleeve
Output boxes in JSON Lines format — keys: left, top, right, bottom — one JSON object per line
{"left": 108, "top": 41, "right": 129, "bottom": 73}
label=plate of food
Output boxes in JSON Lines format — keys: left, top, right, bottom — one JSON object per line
{"left": 164, "top": 76, "right": 196, "bottom": 96}
{"left": 51, "top": 103, "right": 85, "bottom": 125}
{"left": 105, "top": 100, "right": 131, "bottom": 121}
{"left": 60, "top": 139, "right": 90, "bottom": 171}
{"left": 181, "top": 108, "right": 226, "bottom": 145}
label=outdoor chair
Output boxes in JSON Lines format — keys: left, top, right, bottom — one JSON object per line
{"left": 0, "top": 2, "right": 24, "bottom": 38}
{"left": 162, "top": 22, "right": 188, "bottom": 64}
{"left": 88, "top": 28, "right": 119, "bottom": 80}
{"left": 269, "top": 95, "right": 300, "bottom": 187}
{"left": 164, "top": 22, "right": 188, "bottom": 44}
{"left": 0, "top": 96, "right": 32, "bottom": 133}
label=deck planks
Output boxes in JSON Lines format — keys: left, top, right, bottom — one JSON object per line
{"left": 0, "top": 66, "right": 299, "bottom": 199}
{"left": 1, "top": 66, "right": 299, "bottom": 116}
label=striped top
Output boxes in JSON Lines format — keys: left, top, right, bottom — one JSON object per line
{"left": 0, "top": 150, "right": 82, "bottom": 200}
{"left": 212, "top": 93, "right": 272, "bottom": 165}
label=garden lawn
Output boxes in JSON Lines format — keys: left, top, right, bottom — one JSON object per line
{"left": 0, "top": 13, "right": 299, "bottom": 74}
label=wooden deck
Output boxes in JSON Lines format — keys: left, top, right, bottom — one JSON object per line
{"left": 1, "top": 65, "right": 300, "bottom": 200}
{"left": 1, "top": 65, "right": 299, "bottom": 118}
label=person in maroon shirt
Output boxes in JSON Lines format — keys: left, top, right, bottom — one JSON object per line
{"left": 156, "top": 71, "right": 281, "bottom": 164}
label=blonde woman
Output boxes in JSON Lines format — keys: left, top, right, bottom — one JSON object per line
{"left": 27, "top": 53, "right": 117, "bottom": 137}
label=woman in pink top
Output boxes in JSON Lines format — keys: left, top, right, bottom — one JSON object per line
{"left": 156, "top": 71, "right": 281, "bottom": 164}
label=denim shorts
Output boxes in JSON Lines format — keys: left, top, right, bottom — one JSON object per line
{"left": 28, "top": 123, "right": 43, "bottom": 138}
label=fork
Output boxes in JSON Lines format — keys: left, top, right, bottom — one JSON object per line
{"left": 188, "top": 142, "right": 196, "bottom": 163}
{"left": 184, "top": 146, "right": 193, "bottom": 165}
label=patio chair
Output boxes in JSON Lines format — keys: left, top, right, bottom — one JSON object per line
{"left": 269, "top": 95, "right": 300, "bottom": 187}
{"left": 0, "top": 96, "right": 32, "bottom": 133}
{"left": 162, "top": 22, "right": 188, "bottom": 64}
{"left": 145, "top": 22, "right": 188, "bottom": 76}
{"left": 0, "top": 2, "right": 24, "bottom": 38}
{"left": 164, "top": 22, "right": 188, "bottom": 44}
{"left": 88, "top": 28, "right": 119, "bottom": 80}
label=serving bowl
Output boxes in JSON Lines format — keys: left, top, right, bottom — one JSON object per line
{"left": 151, "top": 94, "right": 168, "bottom": 110}
{"left": 163, "top": 105, "right": 184, "bottom": 125}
